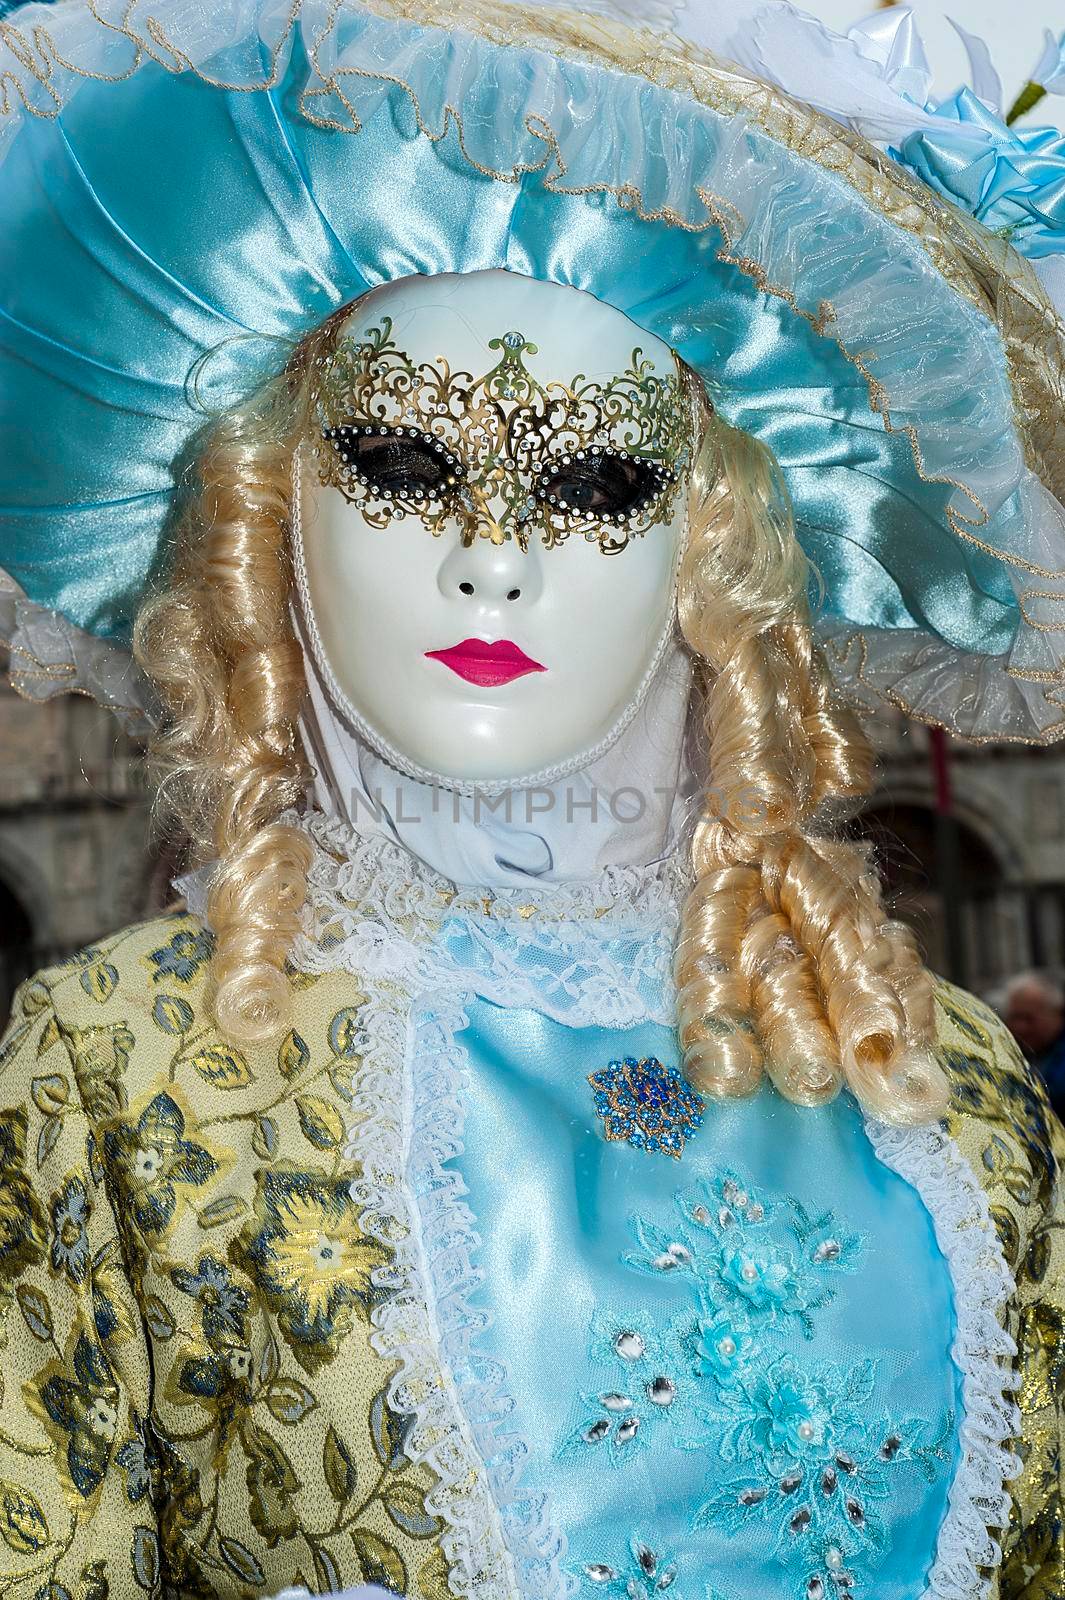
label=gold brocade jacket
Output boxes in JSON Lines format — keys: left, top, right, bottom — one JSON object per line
{"left": 0, "top": 911, "right": 1060, "bottom": 1600}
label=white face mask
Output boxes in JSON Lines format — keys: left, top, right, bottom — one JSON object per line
{"left": 294, "top": 269, "right": 692, "bottom": 790}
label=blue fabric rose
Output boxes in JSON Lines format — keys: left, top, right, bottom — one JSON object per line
{"left": 760, "top": 1364, "right": 834, "bottom": 1458}
{"left": 695, "top": 1311, "right": 755, "bottom": 1387}
{"left": 717, "top": 1244, "right": 794, "bottom": 1310}
{"left": 893, "top": 87, "right": 1065, "bottom": 258}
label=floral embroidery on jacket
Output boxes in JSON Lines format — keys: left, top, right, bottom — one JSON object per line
{"left": 233, "top": 1161, "right": 390, "bottom": 1372}
{"left": 144, "top": 926, "right": 216, "bottom": 987}
{"left": 0, "top": 914, "right": 448, "bottom": 1598}
{"left": 29, "top": 1332, "right": 121, "bottom": 1510}
{"left": 0, "top": 919, "right": 1057, "bottom": 1599}
{"left": 102, "top": 1089, "right": 226, "bottom": 1252}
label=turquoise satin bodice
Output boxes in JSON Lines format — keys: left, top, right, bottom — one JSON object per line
{"left": 403, "top": 911, "right": 961, "bottom": 1600}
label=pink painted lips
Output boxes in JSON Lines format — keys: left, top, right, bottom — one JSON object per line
{"left": 424, "top": 637, "right": 546, "bottom": 687}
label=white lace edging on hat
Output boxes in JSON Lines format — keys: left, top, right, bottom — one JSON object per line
{"left": 0, "top": 576, "right": 154, "bottom": 735}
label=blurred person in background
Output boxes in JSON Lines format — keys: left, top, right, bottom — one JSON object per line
{"left": 1005, "top": 970, "right": 1065, "bottom": 1120}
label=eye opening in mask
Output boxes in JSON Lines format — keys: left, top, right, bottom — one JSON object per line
{"left": 534, "top": 446, "right": 676, "bottom": 528}
{"left": 323, "top": 422, "right": 467, "bottom": 504}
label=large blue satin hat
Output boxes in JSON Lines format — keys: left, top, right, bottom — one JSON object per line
{"left": 3, "top": 0, "right": 1065, "bottom": 741}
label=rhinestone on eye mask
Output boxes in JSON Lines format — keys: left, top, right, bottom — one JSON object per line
{"left": 311, "top": 318, "right": 691, "bottom": 552}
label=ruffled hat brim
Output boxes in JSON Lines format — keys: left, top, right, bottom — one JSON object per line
{"left": 3, "top": 0, "right": 1065, "bottom": 740}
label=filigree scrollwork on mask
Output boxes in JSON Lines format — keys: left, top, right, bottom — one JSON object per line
{"left": 311, "top": 319, "right": 691, "bottom": 552}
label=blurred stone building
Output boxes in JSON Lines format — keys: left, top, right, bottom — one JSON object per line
{"left": 857, "top": 710, "right": 1065, "bottom": 1001}
{"left": 0, "top": 683, "right": 172, "bottom": 1022}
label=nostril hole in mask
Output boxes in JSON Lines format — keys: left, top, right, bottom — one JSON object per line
{"left": 507, "top": 588, "right": 521, "bottom": 601}
{"left": 459, "top": 581, "right": 475, "bottom": 596}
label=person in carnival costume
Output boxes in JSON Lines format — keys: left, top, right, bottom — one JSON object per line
{"left": 0, "top": 0, "right": 1064, "bottom": 1596}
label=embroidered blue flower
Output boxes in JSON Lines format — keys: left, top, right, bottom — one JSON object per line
{"left": 145, "top": 925, "right": 215, "bottom": 985}
{"left": 50, "top": 1175, "right": 90, "bottom": 1284}
{"left": 690, "top": 1357, "right": 953, "bottom": 1591}
{"left": 170, "top": 1254, "right": 249, "bottom": 1346}
{"left": 588, "top": 1056, "right": 704, "bottom": 1159}
{"left": 742, "top": 1357, "right": 852, "bottom": 1469}
{"left": 587, "top": 1309, "right": 668, "bottom": 1371}
{"left": 624, "top": 1172, "right": 860, "bottom": 1339}
{"left": 562, "top": 1311, "right": 697, "bottom": 1467}
{"left": 701, "top": 1353, "right": 872, "bottom": 1484}
{"left": 102, "top": 1091, "right": 222, "bottom": 1242}
{"left": 695, "top": 1310, "right": 757, "bottom": 1388}
{"left": 717, "top": 1243, "right": 795, "bottom": 1312}
{"left": 563, "top": 1390, "right": 649, "bottom": 1465}
{"left": 31, "top": 1333, "right": 120, "bottom": 1505}
{"left": 579, "top": 1535, "right": 683, "bottom": 1596}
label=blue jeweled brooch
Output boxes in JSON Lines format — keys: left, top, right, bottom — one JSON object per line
{"left": 588, "top": 1056, "right": 705, "bottom": 1159}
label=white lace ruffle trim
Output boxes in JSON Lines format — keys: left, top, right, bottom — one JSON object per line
{"left": 341, "top": 966, "right": 587, "bottom": 1598}
{"left": 316, "top": 809, "right": 683, "bottom": 1600}
{"left": 300, "top": 810, "right": 686, "bottom": 933}
{"left": 867, "top": 1120, "right": 1022, "bottom": 1600}
{"left": 344, "top": 974, "right": 536, "bottom": 1599}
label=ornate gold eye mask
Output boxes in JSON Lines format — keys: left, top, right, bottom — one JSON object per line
{"left": 310, "top": 319, "right": 691, "bottom": 552}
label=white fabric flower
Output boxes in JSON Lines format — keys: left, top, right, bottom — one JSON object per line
{"left": 1033, "top": 29, "right": 1065, "bottom": 95}
{"left": 676, "top": 2, "right": 942, "bottom": 142}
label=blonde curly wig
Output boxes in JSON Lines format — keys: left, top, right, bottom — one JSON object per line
{"left": 136, "top": 304, "right": 947, "bottom": 1126}
{"left": 674, "top": 399, "right": 947, "bottom": 1125}
{"left": 135, "top": 313, "right": 339, "bottom": 1044}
